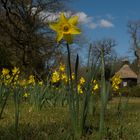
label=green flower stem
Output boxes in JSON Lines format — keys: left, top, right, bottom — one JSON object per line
{"left": 66, "top": 43, "right": 72, "bottom": 87}
{"left": 66, "top": 43, "right": 77, "bottom": 136}
{"left": 14, "top": 89, "right": 20, "bottom": 139}
{"left": 99, "top": 49, "right": 106, "bottom": 140}
{"left": 81, "top": 90, "right": 90, "bottom": 133}
{"left": 117, "top": 93, "right": 122, "bottom": 118}
{"left": 0, "top": 87, "right": 10, "bottom": 119}
{"left": 75, "top": 54, "right": 80, "bottom": 130}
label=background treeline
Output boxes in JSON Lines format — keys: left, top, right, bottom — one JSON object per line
{"left": 0, "top": 0, "right": 70, "bottom": 79}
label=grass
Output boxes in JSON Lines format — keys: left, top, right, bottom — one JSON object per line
{"left": 0, "top": 97, "right": 140, "bottom": 140}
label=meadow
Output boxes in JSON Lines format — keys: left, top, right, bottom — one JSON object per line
{"left": 0, "top": 96, "right": 140, "bottom": 140}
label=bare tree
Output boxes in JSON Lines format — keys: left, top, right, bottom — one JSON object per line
{"left": 0, "top": 0, "right": 68, "bottom": 78}
{"left": 89, "top": 38, "right": 117, "bottom": 80}
{"left": 90, "top": 38, "right": 117, "bottom": 64}
{"left": 128, "top": 21, "right": 140, "bottom": 84}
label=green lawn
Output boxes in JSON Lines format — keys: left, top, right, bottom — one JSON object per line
{"left": 0, "top": 97, "right": 140, "bottom": 140}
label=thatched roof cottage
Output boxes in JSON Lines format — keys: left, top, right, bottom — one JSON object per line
{"left": 115, "top": 64, "right": 137, "bottom": 87}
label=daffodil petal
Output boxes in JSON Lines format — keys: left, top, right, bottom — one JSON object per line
{"left": 49, "top": 22, "right": 60, "bottom": 31}
{"left": 64, "top": 34, "right": 73, "bottom": 44}
{"left": 56, "top": 32, "right": 63, "bottom": 42}
{"left": 60, "top": 12, "right": 68, "bottom": 23}
{"left": 69, "top": 15, "right": 79, "bottom": 25}
{"left": 70, "top": 26, "right": 81, "bottom": 34}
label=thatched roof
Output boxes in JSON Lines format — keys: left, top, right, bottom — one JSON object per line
{"left": 115, "top": 64, "right": 137, "bottom": 79}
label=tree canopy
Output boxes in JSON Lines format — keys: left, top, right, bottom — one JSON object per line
{"left": 0, "top": 0, "right": 69, "bottom": 78}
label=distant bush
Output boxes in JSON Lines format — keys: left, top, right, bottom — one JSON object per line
{"left": 130, "top": 85, "right": 140, "bottom": 97}
{"left": 119, "top": 87, "right": 131, "bottom": 96}
{"left": 120, "top": 86, "right": 140, "bottom": 97}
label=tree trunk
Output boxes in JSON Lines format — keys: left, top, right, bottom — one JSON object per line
{"left": 137, "top": 58, "right": 140, "bottom": 85}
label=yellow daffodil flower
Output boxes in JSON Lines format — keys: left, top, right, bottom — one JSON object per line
{"left": 92, "top": 79, "right": 99, "bottom": 93}
{"left": 23, "top": 92, "right": 30, "bottom": 98}
{"left": 38, "top": 81, "right": 43, "bottom": 86}
{"left": 28, "top": 75, "right": 35, "bottom": 85}
{"left": 111, "top": 74, "right": 122, "bottom": 91}
{"left": 12, "top": 67, "right": 20, "bottom": 75}
{"left": 93, "top": 80, "right": 97, "bottom": 84}
{"left": 77, "top": 84, "right": 83, "bottom": 94}
{"left": 2, "top": 68, "right": 10, "bottom": 76}
{"left": 79, "top": 77, "right": 85, "bottom": 85}
{"left": 72, "top": 73, "right": 75, "bottom": 80}
{"left": 93, "top": 84, "right": 99, "bottom": 91}
{"left": 49, "top": 12, "right": 81, "bottom": 44}
{"left": 61, "top": 73, "right": 68, "bottom": 83}
{"left": 51, "top": 71, "right": 60, "bottom": 83}
{"left": 59, "top": 63, "right": 65, "bottom": 72}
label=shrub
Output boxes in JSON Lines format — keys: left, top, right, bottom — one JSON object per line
{"left": 119, "top": 86, "right": 140, "bottom": 97}
{"left": 130, "top": 85, "right": 140, "bottom": 97}
{"left": 119, "top": 87, "right": 131, "bottom": 96}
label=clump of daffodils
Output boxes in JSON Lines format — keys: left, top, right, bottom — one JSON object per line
{"left": 0, "top": 68, "right": 11, "bottom": 85}
{"left": 79, "top": 77, "right": 85, "bottom": 85}
{"left": 2, "top": 68, "right": 10, "bottom": 76}
{"left": 111, "top": 74, "right": 122, "bottom": 91}
{"left": 51, "top": 71, "right": 60, "bottom": 83}
{"left": 28, "top": 75, "right": 35, "bottom": 86}
{"left": 59, "top": 63, "right": 68, "bottom": 83}
{"left": 51, "top": 63, "right": 68, "bottom": 84}
{"left": 51, "top": 63, "right": 78, "bottom": 87}
{"left": 0, "top": 67, "right": 40, "bottom": 88}
{"left": 11, "top": 67, "right": 20, "bottom": 86}
{"left": 0, "top": 67, "right": 45, "bottom": 100}
{"left": 92, "top": 80, "right": 99, "bottom": 94}
{"left": 77, "top": 78, "right": 99, "bottom": 95}
{"left": 77, "top": 77, "right": 86, "bottom": 94}
{"left": 0, "top": 67, "right": 20, "bottom": 87}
